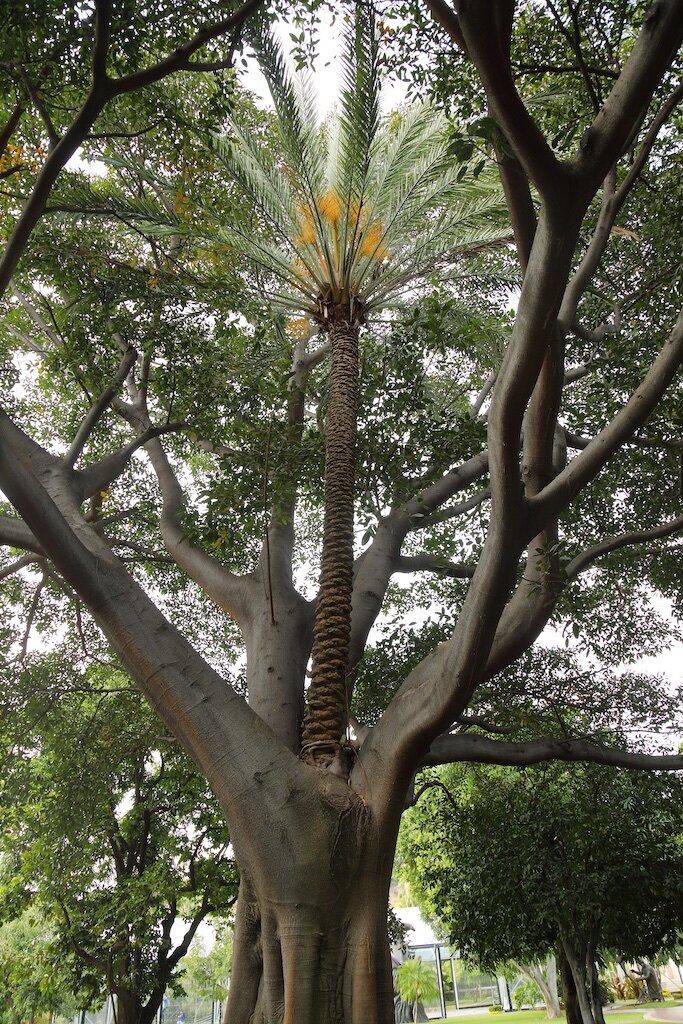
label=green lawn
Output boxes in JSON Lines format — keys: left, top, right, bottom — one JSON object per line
{"left": 426, "top": 1003, "right": 683, "bottom": 1024}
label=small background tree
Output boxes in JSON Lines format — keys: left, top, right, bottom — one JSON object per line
{"left": 395, "top": 957, "right": 441, "bottom": 1023}
{"left": 0, "top": 654, "right": 239, "bottom": 1024}
{"left": 399, "top": 757, "right": 683, "bottom": 1024}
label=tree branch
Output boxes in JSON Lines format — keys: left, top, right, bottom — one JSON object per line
{"left": 92, "top": 0, "right": 113, "bottom": 86}
{"left": 395, "top": 554, "right": 475, "bottom": 578}
{"left": 2, "top": 322, "right": 48, "bottom": 356}
{"left": 423, "top": 0, "right": 468, "bottom": 54}
{"left": 349, "top": 509, "right": 412, "bottom": 674}
{"left": 347, "top": 452, "right": 489, "bottom": 675}
{"left": 107, "top": 0, "right": 265, "bottom": 96}
{"left": 421, "top": 732, "right": 683, "bottom": 770}
{"left": 415, "top": 487, "right": 491, "bottom": 529}
{"left": 65, "top": 346, "right": 137, "bottom": 467}
{"left": 562, "top": 128, "right": 659, "bottom": 338}
{"left": 481, "top": 553, "right": 562, "bottom": 683}
{"left": 571, "top": 0, "right": 683, "bottom": 198}
{"left": 0, "top": 100, "right": 23, "bottom": 156}
{"left": 531, "top": 309, "right": 683, "bottom": 527}
{"left": 17, "top": 66, "right": 60, "bottom": 149}
{"left": 470, "top": 373, "right": 496, "bottom": 418}
{"left": 107, "top": 537, "right": 175, "bottom": 564}
{"left": 0, "top": 73, "right": 111, "bottom": 300}
{"left": 0, "top": 0, "right": 264, "bottom": 299}
{"left": 564, "top": 361, "right": 599, "bottom": 384}
{"left": 565, "top": 515, "right": 683, "bottom": 580}
{"left": 166, "top": 894, "right": 215, "bottom": 970}
{"left": 140, "top": 433, "right": 255, "bottom": 627}
{"left": 565, "top": 429, "right": 683, "bottom": 452}
{"left": 614, "top": 80, "right": 683, "bottom": 209}
{"left": 409, "top": 778, "right": 461, "bottom": 812}
{"left": 15, "top": 572, "right": 46, "bottom": 661}
{"left": 75, "top": 423, "right": 186, "bottom": 500}
{"left": 9, "top": 284, "right": 63, "bottom": 349}
{"left": 495, "top": 143, "right": 537, "bottom": 273}
{"left": 545, "top": 0, "right": 601, "bottom": 111}
{"left": 0, "top": 515, "right": 44, "bottom": 555}
{"left": 559, "top": 167, "right": 618, "bottom": 328}
{"left": 358, "top": 202, "right": 582, "bottom": 791}
{"left": 404, "top": 451, "right": 490, "bottom": 522}
{"left": 450, "top": 0, "right": 564, "bottom": 198}
{"left": 0, "top": 553, "right": 42, "bottom": 580}
{"left": 455, "top": 715, "right": 513, "bottom": 735}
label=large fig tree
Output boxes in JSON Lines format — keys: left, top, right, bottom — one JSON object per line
{"left": 1, "top": 1, "right": 682, "bottom": 1022}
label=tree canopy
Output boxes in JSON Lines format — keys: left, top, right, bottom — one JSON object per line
{"left": 399, "top": 756, "right": 683, "bottom": 1024}
{"left": 0, "top": 656, "right": 238, "bottom": 1024}
{"left": 0, "top": 910, "right": 81, "bottom": 1024}
{"left": 400, "top": 760, "right": 683, "bottom": 966}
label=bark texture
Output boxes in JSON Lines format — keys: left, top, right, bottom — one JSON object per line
{"left": 222, "top": 767, "right": 397, "bottom": 1024}
{"left": 560, "top": 935, "right": 595, "bottom": 1024}
{"left": 303, "top": 317, "right": 360, "bottom": 763}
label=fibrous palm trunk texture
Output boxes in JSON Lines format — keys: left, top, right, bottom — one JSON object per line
{"left": 302, "top": 314, "right": 359, "bottom": 764}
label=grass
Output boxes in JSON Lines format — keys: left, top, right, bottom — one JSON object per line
{"left": 425, "top": 1002, "right": 683, "bottom": 1024}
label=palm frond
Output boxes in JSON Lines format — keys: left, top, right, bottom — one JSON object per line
{"left": 213, "top": 224, "right": 320, "bottom": 299}
{"left": 53, "top": 176, "right": 184, "bottom": 234}
{"left": 333, "top": 3, "right": 380, "bottom": 261}
{"left": 249, "top": 20, "right": 325, "bottom": 207}
{"left": 366, "top": 225, "right": 512, "bottom": 310}
{"left": 208, "top": 130, "right": 326, "bottom": 290}
{"left": 365, "top": 104, "right": 448, "bottom": 221}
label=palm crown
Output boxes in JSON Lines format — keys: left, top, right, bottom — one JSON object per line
{"left": 211, "top": 10, "right": 507, "bottom": 326}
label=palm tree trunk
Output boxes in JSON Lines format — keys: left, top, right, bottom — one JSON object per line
{"left": 302, "top": 316, "right": 359, "bottom": 765}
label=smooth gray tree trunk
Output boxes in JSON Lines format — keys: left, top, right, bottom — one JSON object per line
{"left": 519, "top": 956, "right": 561, "bottom": 1018}
{"left": 221, "top": 772, "right": 399, "bottom": 1024}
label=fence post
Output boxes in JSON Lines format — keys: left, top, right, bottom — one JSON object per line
{"left": 452, "top": 958, "right": 460, "bottom": 1011}
{"left": 434, "top": 945, "right": 446, "bottom": 1019}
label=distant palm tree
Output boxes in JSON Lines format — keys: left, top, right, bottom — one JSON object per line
{"left": 212, "top": 9, "right": 507, "bottom": 764}
{"left": 396, "top": 956, "right": 441, "bottom": 1022}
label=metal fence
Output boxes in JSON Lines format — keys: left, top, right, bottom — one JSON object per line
{"left": 59, "top": 996, "right": 224, "bottom": 1024}
{"left": 406, "top": 943, "right": 504, "bottom": 1019}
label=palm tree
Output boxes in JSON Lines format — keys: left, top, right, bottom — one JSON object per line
{"left": 209, "top": 9, "right": 508, "bottom": 765}
{"left": 95, "top": 7, "right": 508, "bottom": 766}
{"left": 395, "top": 956, "right": 441, "bottom": 1022}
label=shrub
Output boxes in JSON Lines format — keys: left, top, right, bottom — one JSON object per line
{"left": 513, "top": 979, "right": 542, "bottom": 1010}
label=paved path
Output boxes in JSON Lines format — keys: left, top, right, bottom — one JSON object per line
{"left": 645, "top": 1009, "right": 683, "bottom": 1023}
